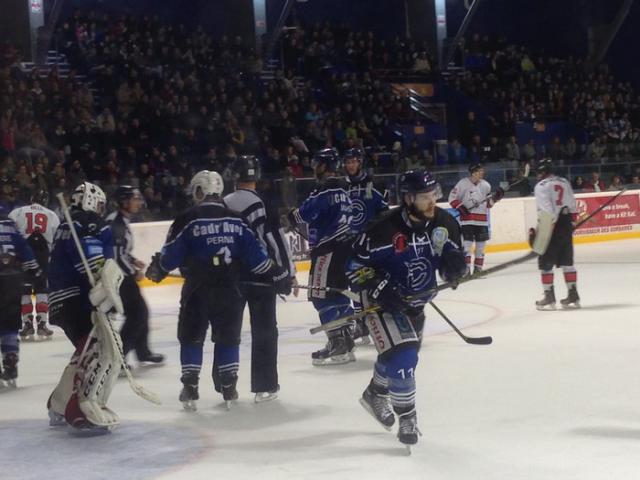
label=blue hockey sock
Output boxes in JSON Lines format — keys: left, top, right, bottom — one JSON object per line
{"left": 0, "top": 332, "right": 19, "bottom": 355}
{"left": 312, "top": 297, "right": 353, "bottom": 325}
{"left": 180, "top": 343, "right": 203, "bottom": 382}
{"left": 383, "top": 347, "right": 418, "bottom": 413}
{"left": 214, "top": 344, "right": 239, "bottom": 378}
{"left": 372, "top": 359, "right": 388, "bottom": 389}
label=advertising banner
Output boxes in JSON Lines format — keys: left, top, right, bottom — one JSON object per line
{"left": 574, "top": 192, "right": 640, "bottom": 236}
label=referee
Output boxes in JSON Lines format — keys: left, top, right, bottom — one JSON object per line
{"left": 106, "top": 186, "right": 164, "bottom": 365}
{"left": 223, "top": 155, "right": 298, "bottom": 402}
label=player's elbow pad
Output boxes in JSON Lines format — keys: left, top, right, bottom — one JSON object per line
{"left": 439, "top": 248, "right": 467, "bottom": 282}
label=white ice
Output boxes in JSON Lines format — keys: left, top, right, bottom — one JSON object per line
{"left": 1, "top": 239, "right": 640, "bottom": 480}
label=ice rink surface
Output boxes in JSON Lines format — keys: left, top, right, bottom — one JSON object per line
{"left": 1, "top": 239, "right": 640, "bottom": 480}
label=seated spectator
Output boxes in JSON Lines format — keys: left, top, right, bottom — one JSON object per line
{"left": 607, "top": 175, "right": 624, "bottom": 191}
{"left": 522, "top": 139, "right": 537, "bottom": 162}
{"left": 572, "top": 175, "right": 585, "bottom": 191}
{"left": 584, "top": 171, "right": 606, "bottom": 192}
{"left": 504, "top": 136, "right": 520, "bottom": 162}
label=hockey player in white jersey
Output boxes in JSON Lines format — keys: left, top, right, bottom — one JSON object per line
{"left": 9, "top": 190, "right": 60, "bottom": 340}
{"left": 448, "top": 163, "right": 503, "bottom": 276}
{"left": 530, "top": 159, "right": 579, "bottom": 310}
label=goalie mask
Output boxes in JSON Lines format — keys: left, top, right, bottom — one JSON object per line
{"left": 190, "top": 170, "right": 224, "bottom": 203}
{"left": 71, "top": 182, "right": 107, "bottom": 216}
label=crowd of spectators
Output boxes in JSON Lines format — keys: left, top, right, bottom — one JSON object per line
{"left": 447, "top": 34, "right": 640, "bottom": 169}
{"left": 2, "top": 14, "right": 640, "bottom": 219}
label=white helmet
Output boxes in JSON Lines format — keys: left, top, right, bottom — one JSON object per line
{"left": 71, "top": 182, "right": 107, "bottom": 215}
{"left": 190, "top": 170, "right": 224, "bottom": 202}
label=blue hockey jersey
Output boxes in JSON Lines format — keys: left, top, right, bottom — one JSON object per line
{"left": 345, "top": 174, "right": 388, "bottom": 233}
{"left": 290, "top": 177, "right": 353, "bottom": 249}
{"left": 158, "top": 201, "right": 274, "bottom": 281}
{"left": 348, "top": 206, "right": 462, "bottom": 308}
{"left": 48, "top": 210, "right": 110, "bottom": 310}
{"left": 0, "top": 217, "right": 39, "bottom": 274}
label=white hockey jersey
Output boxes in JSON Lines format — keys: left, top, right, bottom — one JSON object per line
{"left": 534, "top": 175, "right": 576, "bottom": 218}
{"left": 9, "top": 203, "right": 61, "bottom": 247}
{"left": 448, "top": 177, "right": 494, "bottom": 226}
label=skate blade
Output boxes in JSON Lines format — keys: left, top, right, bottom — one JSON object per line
{"left": 69, "top": 425, "right": 114, "bottom": 436}
{"left": 312, "top": 352, "right": 356, "bottom": 366}
{"left": 561, "top": 302, "right": 581, "bottom": 309}
{"left": 182, "top": 400, "right": 197, "bottom": 412}
{"left": 404, "top": 445, "right": 412, "bottom": 455}
{"left": 20, "top": 335, "right": 35, "bottom": 342}
{"left": 536, "top": 304, "right": 556, "bottom": 311}
{"left": 254, "top": 392, "right": 279, "bottom": 404}
{"left": 48, "top": 410, "right": 67, "bottom": 427}
{"left": 37, "top": 335, "right": 53, "bottom": 341}
{"left": 359, "top": 398, "right": 393, "bottom": 431}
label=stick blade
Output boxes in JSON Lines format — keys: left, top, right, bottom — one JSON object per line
{"left": 465, "top": 336, "right": 493, "bottom": 345}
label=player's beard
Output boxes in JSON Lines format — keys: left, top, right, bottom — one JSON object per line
{"left": 407, "top": 202, "right": 434, "bottom": 224}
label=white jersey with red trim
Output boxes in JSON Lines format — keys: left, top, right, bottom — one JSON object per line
{"left": 448, "top": 177, "right": 494, "bottom": 226}
{"left": 8, "top": 203, "right": 60, "bottom": 247}
{"left": 534, "top": 175, "right": 576, "bottom": 218}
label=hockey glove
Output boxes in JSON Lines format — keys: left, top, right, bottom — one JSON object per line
{"left": 456, "top": 205, "right": 470, "bottom": 216}
{"left": 439, "top": 248, "right": 467, "bottom": 283}
{"left": 146, "top": 252, "right": 168, "bottom": 283}
{"left": 271, "top": 266, "right": 293, "bottom": 295}
{"left": 528, "top": 228, "right": 536, "bottom": 248}
{"left": 492, "top": 187, "right": 505, "bottom": 202}
{"left": 369, "top": 275, "right": 417, "bottom": 317}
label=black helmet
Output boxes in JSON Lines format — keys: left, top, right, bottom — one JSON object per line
{"left": 468, "top": 162, "right": 484, "bottom": 174}
{"left": 536, "top": 158, "right": 554, "bottom": 176}
{"left": 233, "top": 155, "right": 261, "bottom": 183}
{"left": 31, "top": 189, "right": 49, "bottom": 206}
{"left": 312, "top": 148, "right": 341, "bottom": 173}
{"left": 399, "top": 170, "right": 439, "bottom": 195}
{"left": 115, "top": 185, "right": 141, "bottom": 205}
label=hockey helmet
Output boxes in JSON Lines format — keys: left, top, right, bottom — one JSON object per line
{"left": 71, "top": 182, "right": 107, "bottom": 216}
{"left": 468, "top": 162, "right": 484, "bottom": 174}
{"left": 399, "top": 170, "right": 442, "bottom": 198}
{"left": 31, "top": 189, "right": 50, "bottom": 207}
{"left": 115, "top": 185, "right": 142, "bottom": 205}
{"left": 536, "top": 158, "right": 554, "bottom": 176}
{"left": 312, "top": 148, "right": 341, "bottom": 173}
{"left": 232, "top": 155, "right": 261, "bottom": 183}
{"left": 190, "top": 170, "right": 224, "bottom": 202}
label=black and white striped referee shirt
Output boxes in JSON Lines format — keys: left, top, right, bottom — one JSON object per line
{"left": 223, "top": 188, "right": 295, "bottom": 277}
{"left": 105, "top": 210, "right": 137, "bottom": 277}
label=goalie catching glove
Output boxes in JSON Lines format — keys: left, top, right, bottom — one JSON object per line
{"left": 89, "top": 259, "right": 125, "bottom": 314}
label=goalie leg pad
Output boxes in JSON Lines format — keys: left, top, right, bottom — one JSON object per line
{"left": 66, "top": 316, "right": 120, "bottom": 428}
{"left": 89, "top": 259, "right": 125, "bottom": 314}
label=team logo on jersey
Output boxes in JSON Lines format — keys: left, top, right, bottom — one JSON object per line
{"left": 392, "top": 232, "right": 408, "bottom": 253}
{"left": 350, "top": 199, "right": 367, "bottom": 228}
{"left": 404, "top": 259, "right": 432, "bottom": 290}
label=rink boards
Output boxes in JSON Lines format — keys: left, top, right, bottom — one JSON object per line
{"left": 132, "top": 189, "right": 640, "bottom": 284}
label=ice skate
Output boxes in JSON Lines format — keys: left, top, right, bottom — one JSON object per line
{"left": 179, "top": 384, "right": 199, "bottom": 412}
{"left": 536, "top": 287, "right": 556, "bottom": 311}
{"left": 19, "top": 319, "right": 35, "bottom": 342}
{"left": 138, "top": 352, "right": 165, "bottom": 366}
{"left": 311, "top": 328, "right": 356, "bottom": 366}
{"left": 352, "top": 319, "right": 371, "bottom": 346}
{"left": 359, "top": 383, "right": 395, "bottom": 431}
{"left": 560, "top": 286, "right": 580, "bottom": 309}
{"left": 36, "top": 319, "right": 54, "bottom": 340}
{"left": 1, "top": 353, "right": 18, "bottom": 389}
{"left": 255, "top": 386, "right": 279, "bottom": 404}
{"left": 222, "top": 382, "right": 239, "bottom": 410}
{"left": 397, "top": 409, "right": 421, "bottom": 454}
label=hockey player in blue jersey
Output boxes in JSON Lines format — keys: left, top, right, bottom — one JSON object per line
{"left": 347, "top": 171, "right": 467, "bottom": 449}
{"left": 288, "top": 148, "right": 357, "bottom": 366}
{"left": 145, "top": 170, "right": 291, "bottom": 411}
{"left": 343, "top": 147, "right": 389, "bottom": 344}
{"left": 0, "top": 205, "right": 41, "bottom": 388}
{"left": 47, "top": 182, "right": 127, "bottom": 430}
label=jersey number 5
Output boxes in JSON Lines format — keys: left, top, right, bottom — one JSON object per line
{"left": 553, "top": 184, "right": 565, "bottom": 206}
{"left": 26, "top": 212, "right": 48, "bottom": 234}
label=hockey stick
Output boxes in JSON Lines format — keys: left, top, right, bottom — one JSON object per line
{"left": 428, "top": 301, "right": 492, "bottom": 345}
{"left": 573, "top": 188, "right": 627, "bottom": 230}
{"left": 309, "top": 250, "right": 537, "bottom": 335}
{"left": 56, "top": 193, "right": 161, "bottom": 405}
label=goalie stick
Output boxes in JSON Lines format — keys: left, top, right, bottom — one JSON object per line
{"left": 56, "top": 193, "right": 161, "bottom": 405}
